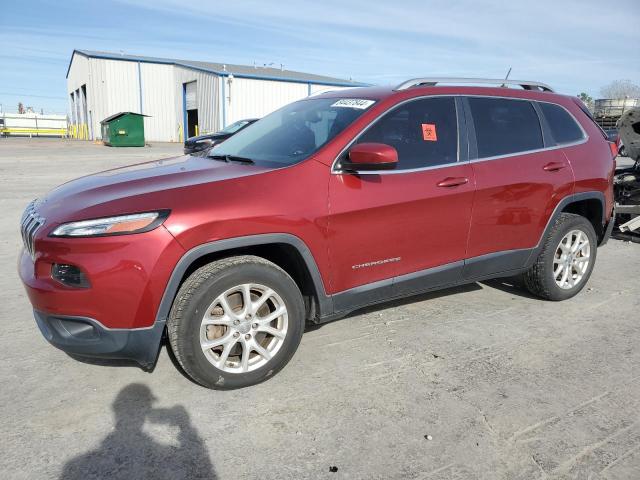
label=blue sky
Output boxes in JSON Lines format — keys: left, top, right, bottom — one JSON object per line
{"left": 1, "top": 0, "right": 639, "bottom": 114}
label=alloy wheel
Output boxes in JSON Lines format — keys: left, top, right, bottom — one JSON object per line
{"left": 199, "top": 283, "right": 288, "bottom": 373}
{"left": 553, "top": 229, "right": 591, "bottom": 289}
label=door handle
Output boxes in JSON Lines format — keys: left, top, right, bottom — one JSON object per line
{"left": 437, "top": 177, "right": 468, "bottom": 187}
{"left": 543, "top": 162, "right": 568, "bottom": 172}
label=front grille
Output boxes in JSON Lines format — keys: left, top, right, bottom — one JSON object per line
{"left": 21, "top": 200, "right": 45, "bottom": 259}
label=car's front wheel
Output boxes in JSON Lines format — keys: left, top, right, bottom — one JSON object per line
{"left": 167, "top": 255, "right": 305, "bottom": 389}
{"left": 524, "top": 213, "right": 597, "bottom": 301}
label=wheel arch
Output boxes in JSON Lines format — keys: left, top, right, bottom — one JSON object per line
{"left": 155, "top": 234, "right": 332, "bottom": 328}
{"left": 560, "top": 194, "right": 605, "bottom": 239}
{"left": 526, "top": 191, "right": 606, "bottom": 267}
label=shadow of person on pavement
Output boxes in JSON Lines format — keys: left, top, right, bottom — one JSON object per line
{"left": 60, "top": 383, "right": 216, "bottom": 480}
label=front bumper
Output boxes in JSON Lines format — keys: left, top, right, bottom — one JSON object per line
{"left": 18, "top": 225, "right": 184, "bottom": 329}
{"left": 34, "top": 310, "right": 165, "bottom": 368}
{"left": 18, "top": 224, "right": 185, "bottom": 368}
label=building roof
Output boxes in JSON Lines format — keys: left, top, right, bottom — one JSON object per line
{"left": 68, "top": 50, "right": 367, "bottom": 87}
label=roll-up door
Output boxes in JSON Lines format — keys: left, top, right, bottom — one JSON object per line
{"left": 185, "top": 81, "right": 197, "bottom": 110}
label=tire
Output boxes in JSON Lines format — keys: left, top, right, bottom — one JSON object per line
{"left": 167, "top": 255, "right": 305, "bottom": 389}
{"left": 524, "top": 213, "right": 597, "bottom": 301}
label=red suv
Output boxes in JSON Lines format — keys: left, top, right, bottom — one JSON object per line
{"left": 19, "top": 78, "right": 616, "bottom": 389}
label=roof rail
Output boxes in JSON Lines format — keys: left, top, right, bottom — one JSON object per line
{"left": 394, "top": 77, "right": 554, "bottom": 93}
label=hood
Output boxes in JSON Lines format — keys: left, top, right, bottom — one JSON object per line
{"left": 34, "top": 155, "right": 272, "bottom": 225}
{"left": 185, "top": 132, "right": 229, "bottom": 144}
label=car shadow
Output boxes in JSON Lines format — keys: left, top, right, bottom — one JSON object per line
{"left": 479, "top": 276, "right": 540, "bottom": 300}
{"left": 59, "top": 383, "right": 217, "bottom": 479}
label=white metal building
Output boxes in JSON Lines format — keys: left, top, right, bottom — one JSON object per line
{"left": 66, "top": 50, "right": 365, "bottom": 142}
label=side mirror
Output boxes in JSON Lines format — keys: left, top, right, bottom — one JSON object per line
{"left": 341, "top": 143, "right": 398, "bottom": 171}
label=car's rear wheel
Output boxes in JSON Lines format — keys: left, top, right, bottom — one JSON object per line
{"left": 524, "top": 213, "right": 597, "bottom": 301}
{"left": 167, "top": 255, "right": 305, "bottom": 389}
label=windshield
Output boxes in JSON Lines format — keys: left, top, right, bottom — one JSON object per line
{"left": 219, "top": 119, "right": 253, "bottom": 135}
{"left": 209, "top": 98, "right": 375, "bottom": 166}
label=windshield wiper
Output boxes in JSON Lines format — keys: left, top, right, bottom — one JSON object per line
{"left": 209, "top": 154, "right": 254, "bottom": 164}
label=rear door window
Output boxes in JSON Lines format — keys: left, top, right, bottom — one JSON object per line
{"left": 356, "top": 97, "right": 458, "bottom": 169}
{"left": 537, "top": 102, "right": 585, "bottom": 145}
{"left": 467, "top": 97, "right": 543, "bottom": 158}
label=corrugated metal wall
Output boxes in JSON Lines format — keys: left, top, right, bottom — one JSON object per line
{"left": 66, "top": 53, "right": 354, "bottom": 142}
{"left": 67, "top": 55, "right": 178, "bottom": 142}
{"left": 139, "top": 63, "right": 177, "bottom": 141}
{"left": 173, "top": 66, "right": 220, "bottom": 137}
{"left": 67, "top": 54, "right": 89, "bottom": 93}
{"left": 67, "top": 54, "right": 89, "bottom": 127}
{"left": 88, "top": 58, "right": 140, "bottom": 139}
{"left": 224, "top": 77, "right": 308, "bottom": 125}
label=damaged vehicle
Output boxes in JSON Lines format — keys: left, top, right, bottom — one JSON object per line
{"left": 614, "top": 107, "right": 640, "bottom": 239}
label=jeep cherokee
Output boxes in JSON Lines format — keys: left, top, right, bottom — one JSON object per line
{"left": 19, "top": 77, "right": 616, "bottom": 389}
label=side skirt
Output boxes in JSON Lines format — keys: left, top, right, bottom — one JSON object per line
{"left": 322, "top": 249, "right": 533, "bottom": 323}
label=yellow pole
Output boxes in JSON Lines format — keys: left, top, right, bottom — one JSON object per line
{"left": 195, "top": 125, "right": 199, "bottom": 136}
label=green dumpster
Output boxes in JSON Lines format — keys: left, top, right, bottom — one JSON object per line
{"left": 100, "top": 112, "right": 148, "bottom": 147}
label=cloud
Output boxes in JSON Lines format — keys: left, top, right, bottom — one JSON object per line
{"left": 1, "top": 0, "right": 638, "bottom": 113}
{"left": 113, "top": 0, "right": 640, "bottom": 94}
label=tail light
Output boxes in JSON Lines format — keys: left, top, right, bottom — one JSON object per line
{"left": 609, "top": 141, "right": 619, "bottom": 158}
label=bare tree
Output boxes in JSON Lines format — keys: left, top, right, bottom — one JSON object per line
{"left": 600, "top": 80, "right": 640, "bottom": 99}
{"left": 18, "top": 102, "right": 25, "bottom": 114}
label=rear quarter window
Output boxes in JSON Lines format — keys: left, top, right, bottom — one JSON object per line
{"left": 538, "top": 102, "right": 585, "bottom": 145}
{"left": 467, "top": 97, "right": 543, "bottom": 158}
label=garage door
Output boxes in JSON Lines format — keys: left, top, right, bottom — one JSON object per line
{"left": 185, "top": 81, "right": 197, "bottom": 110}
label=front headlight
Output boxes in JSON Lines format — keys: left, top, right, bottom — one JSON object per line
{"left": 50, "top": 210, "right": 170, "bottom": 237}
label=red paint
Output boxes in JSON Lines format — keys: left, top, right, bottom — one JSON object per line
{"left": 19, "top": 85, "right": 614, "bottom": 329}
{"left": 327, "top": 163, "right": 475, "bottom": 292}
{"left": 467, "top": 147, "right": 575, "bottom": 257}
{"left": 348, "top": 142, "right": 398, "bottom": 167}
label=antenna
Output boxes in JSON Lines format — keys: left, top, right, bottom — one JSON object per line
{"left": 501, "top": 67, "right": 512, "bottom": 88}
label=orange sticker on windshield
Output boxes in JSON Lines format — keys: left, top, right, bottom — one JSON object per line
{"left": 422, "top": 123, "right": 437, "bottom": 141}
